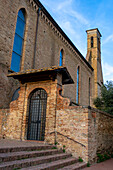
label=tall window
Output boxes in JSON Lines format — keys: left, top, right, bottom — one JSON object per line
{"left": 91, "top": 36, "right": 93, "bottom": 48}
{"left": 76, "top": 67, "right": 79, "bottom": 104}
{"left": 59, "top": 49, "right": 63, "bottom": 66}
{"left": 11, "top": 9, "right": 26, "bottom": 72}
{"left": 98, "top": 37, "right": 100, "bottom": 51}
{"left": 89, "top": 78, "right": 90, "bottom": 106}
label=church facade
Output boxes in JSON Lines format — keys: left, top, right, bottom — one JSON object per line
{"left": 0, "top": 0, "right": 103, "bottom": 108}
{"left": 0, "top": 0, "right": 113, "bottom": 163}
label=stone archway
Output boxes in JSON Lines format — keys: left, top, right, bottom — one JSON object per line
{"left": 27, "top": 88, "right": 47, "bottom": 141}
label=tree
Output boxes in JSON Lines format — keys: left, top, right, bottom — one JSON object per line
{"left": 94, "top": 81, "right": 113, "bottom": 115}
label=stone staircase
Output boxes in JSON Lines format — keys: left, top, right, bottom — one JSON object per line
{"left": 0, "top": 142, "right": 87, "bottom": 170}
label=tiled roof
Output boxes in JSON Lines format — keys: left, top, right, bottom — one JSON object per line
{"left": 8, "top": 66, "right": 74, "bottom": 85}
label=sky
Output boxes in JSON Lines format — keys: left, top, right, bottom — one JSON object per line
{"left": 39, "top": 0, "right": 113, "bottom": 83}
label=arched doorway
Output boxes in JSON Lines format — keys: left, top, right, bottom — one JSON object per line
{"left": 27, "top": 88, "right": 47, "bottom": 141}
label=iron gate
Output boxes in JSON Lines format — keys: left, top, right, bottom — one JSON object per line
{"left": 27, "top": 88, "right": 47, "bottom": 141}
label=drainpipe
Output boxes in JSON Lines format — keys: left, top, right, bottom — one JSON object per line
{"left": 32, "top": 7, "right": 41, "bottom": 69}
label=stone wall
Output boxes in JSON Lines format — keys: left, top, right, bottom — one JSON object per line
{"left": 88, "top": 108, "right": 113, "bottom": 163}
{"left": 0, "top": 108, "right": 10, "bottom": 139}
{"left": 55, "top": 106, "right": 113, "bottom": 163}
{"left": 0, "top": 63, "right": 20, "bottom": 108}
{"left": 0, "top": 0, "right": 93, "bottom": 107}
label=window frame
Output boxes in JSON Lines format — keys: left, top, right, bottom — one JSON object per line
{"left": 89, "top": 78, "right": 91, "bottom": 106}
{"left": 76, "top": 66, "right": 80, "bottom": 104}
{"left": 11, "top": 8, "right": 26, "bottom": 72}
{"left": 59, "top": 49, "right": 63, "bottom": 66}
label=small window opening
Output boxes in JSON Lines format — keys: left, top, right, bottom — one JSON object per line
{"left": 11, "top": 88, "right": 20, "bottom": 101}
{"left": 91, "top": 36, "right": 93, "bottom": 48}
{"left": 59, "top": 49, "right": 63, "bottom": 66}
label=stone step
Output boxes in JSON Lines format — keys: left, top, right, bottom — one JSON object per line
{"left": 0, "top": 153, "right": 71, "bottom": 170}
{"left": 58, "top": 162, "right": 87, "bottom": 170}
{"left": 21, "top": 157, "right": 78, "bottom": 170}
{"left": 0, "top": 149, "right": 62, "bottom": 162}
{"left": 0, "top": 144, "right": 55, "bottom": 153}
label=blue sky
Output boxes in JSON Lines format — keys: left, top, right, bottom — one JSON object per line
{"left": 39, "top": 0, "right": 113, "bottom": 82}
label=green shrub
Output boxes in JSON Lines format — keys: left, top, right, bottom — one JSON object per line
{"left": 55, "top": 142, "right": 58, "bottom": 145}
{"left": 110, "top": 153, "right": 113, "bottom": 158}
{"left": 97, "top": 153, "right": 105, "bottom": 163}
{"left": 97, "top": 153, "right": 111, "bottom": 163}
{"left": 52, "top": 146, "right": 57, "bottom": 149}
{"left": 78, "top": 157, "right": 83, "bottom": 162}
{"left": 87, "top": 162, "right": 90, "bottom": 167}
{"left": 104, "top": 154, "right": 110, "bottom": 160}
{"left": 63, "top": 149, "right": 65, "bottom": 153}
{"left": 63, "top": 145, "right": 66, "bottom": 153}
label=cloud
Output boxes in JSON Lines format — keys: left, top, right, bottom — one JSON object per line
{"left": 57, "top": 1, "right": 89, "bottom": 26}
{"left": 57, "top": 0, "right": 72, "bottom": 11}
{"left": 103, "top": 63, "right": 113, "bottom": 82}
{"left": 40, "top": 0, "right": 73, "bottom": 14}
{"left": 41, "top": 0, "right": 89, "bottom": 26}
{"left": 64, "top": 9, "right": 89, "bottom": 26}
{"left": 58, "top": 20, "right": 86, "bottom": 49}
{"left": 103, "top": 34, "right": 113, "bottom": 44}
{"left": 60, "top": 21, "right": 76, "bottom": 35}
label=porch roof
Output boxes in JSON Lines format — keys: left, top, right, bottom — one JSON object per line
{"left": 8, "top": 66, "right": 74, "bottom": 85}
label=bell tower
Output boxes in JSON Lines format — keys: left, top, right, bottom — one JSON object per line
{"left": 86, "top": 28, "right": 103, "bottom": 99}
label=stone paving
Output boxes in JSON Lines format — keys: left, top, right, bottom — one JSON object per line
{"left": 84, "top": 158, "right": 113, "bottom": 170}
{"left": 0, "top": 139, "right": 46, "bottom": 148}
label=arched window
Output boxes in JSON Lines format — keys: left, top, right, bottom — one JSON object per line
{"left": 59, "top": 49, "right": 63, "bottom": 66}
{"left": 11, "top": 88, "right": 20, "bottom": 101}
{"left": 11, "top": 9, "right": 26, "bottom": 72}
{"left": 91, "top": 36, "right": 93, "bottom": 48}
{"left": 76, "top": 67, "right": 79, "bottom": 104}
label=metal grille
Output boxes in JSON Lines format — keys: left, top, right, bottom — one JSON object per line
{"left": 27, "top": 88, "right": 47, "bottom": 141}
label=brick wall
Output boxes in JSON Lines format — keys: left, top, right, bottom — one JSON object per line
{"left": 0, "top": 78, "right": 112, "bottom": 163}
{"left": 0, "top": 79, "right": 58, "bottom": 143}
{"left": 54, "top": 106, "right": 113, "bottom": 163}
{"left": 55, "top": 106, "right": 89, "bottom": 162}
